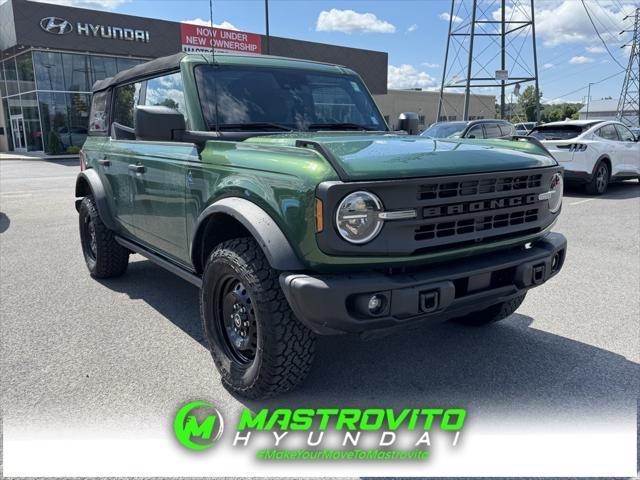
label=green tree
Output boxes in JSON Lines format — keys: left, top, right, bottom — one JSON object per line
{"left": 516, "top": 85, "right": 543, "bottom": 122}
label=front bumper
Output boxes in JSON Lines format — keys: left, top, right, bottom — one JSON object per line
{"left": 280, "top": 233, "right": 567, "bottom": 335}
{"left": 563, "top": 170, "right": 592, "bottom": 184}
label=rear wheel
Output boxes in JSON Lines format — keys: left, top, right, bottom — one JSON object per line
{"left": 451, "top": 293, "right": 526, "bottom": 326}
{"left": 79, "top": 196, "right": 129, "bottom": 278}
{"left": 201, "top": 237, "right": 316, "bottom": 398}
{"left": 585, "top": 161, "right": 609, "bottom": 195}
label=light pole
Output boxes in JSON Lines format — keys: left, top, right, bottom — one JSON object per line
{"left": 264, "top": 0, "right": 270, "bottom": 55}
{"left": 585, "top": 82, "right": 595, "bottom": 119}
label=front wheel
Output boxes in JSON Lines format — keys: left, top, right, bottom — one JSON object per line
{"left": 585, "top": 161, "right": 609, "bottom": 195}
{"left": 450, "top": 293, "right": 526, "bottom": 326}
{"left": 200, "top": 237, "right": 316, "bottom": 398}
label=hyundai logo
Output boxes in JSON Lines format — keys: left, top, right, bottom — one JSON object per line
{"left": 40, "top": 17, "right": 73, "bottom": 35}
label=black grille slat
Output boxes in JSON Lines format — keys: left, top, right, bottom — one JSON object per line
{"left": 415, "top": 208, "right": 540, "bottom": 242}
{"left": 417, "top": 173, "right": 543, "bottom": 201}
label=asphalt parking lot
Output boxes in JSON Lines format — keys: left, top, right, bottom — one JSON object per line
{"left": 1, "top": 159, "right": 638, "bottom": 474}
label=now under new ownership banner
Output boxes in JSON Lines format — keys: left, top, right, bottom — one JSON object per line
{"left": 180, "top": 23, "right": 262, "bottom": 54}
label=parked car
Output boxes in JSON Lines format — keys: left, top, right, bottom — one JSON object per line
{"left": 76, "top": 53, "right": 566, "bottom": 398}
{"left": 421, "top": 119, "right": 515, "bottom": 139}
{"left": 528, "top": 120, "right": 640, "bottom": 194}
{"left": 514, "top": 122, "right": 538, "bottom": 135}
{"left": 57, "top": 126, "right": 88, "bottom": 149}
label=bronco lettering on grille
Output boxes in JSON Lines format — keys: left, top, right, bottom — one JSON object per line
{"left": 423, "top": 194, "right": 538, "bottom": 218}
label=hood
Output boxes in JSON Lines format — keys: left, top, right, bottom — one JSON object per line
{"left": 244, "top": 132, "right": 557, "bottom": 181}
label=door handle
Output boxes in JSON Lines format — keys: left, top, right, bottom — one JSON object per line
{"left": 98, "top": 159, "right": 111, "bottom": 167}
{"left": 128, "top": 164, "right": 145, "bottom": 174}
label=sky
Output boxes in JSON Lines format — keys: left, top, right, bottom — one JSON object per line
{"left": 17, "top": 0, "right": 640, "bottom": 104}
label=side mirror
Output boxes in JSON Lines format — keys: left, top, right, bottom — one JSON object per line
{"left": 134, "top": 105, "right": 185, "bottom": 142}
{"left": 467, "top": 134, "right": 476, "bottom": 139}
{"left": 398, "top": 112, "right": 419, "bottom": 135}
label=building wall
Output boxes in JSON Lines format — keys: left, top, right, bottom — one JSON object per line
{"left": 6, "top": 0, "right": 387, "bottom": 94}
{"left": 373, "top": 89, "right": 497, "bottom": 130}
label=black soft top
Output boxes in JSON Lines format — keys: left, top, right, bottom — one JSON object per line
{"left": 92, "top": 52, "right": 186, "bottom": 93}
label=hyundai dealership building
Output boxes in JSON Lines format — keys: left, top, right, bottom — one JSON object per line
{"left": 0, "top": 0, "right": 494, "bottom": 154}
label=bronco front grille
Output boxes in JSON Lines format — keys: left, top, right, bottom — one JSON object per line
{"left": 315, "top": 167, "right": 560, "bottom": 257}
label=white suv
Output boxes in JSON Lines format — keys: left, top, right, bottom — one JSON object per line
{"left": 529, "top": 120, "right": 640, "bottom": 194}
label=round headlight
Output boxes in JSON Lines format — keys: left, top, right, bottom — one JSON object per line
{"left": 336, "top": 191, "right": 383, "bottom": 244}
{"left": 548, "top": 172, "right": 563, "bottom": 213}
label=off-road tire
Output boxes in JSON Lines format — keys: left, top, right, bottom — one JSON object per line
{"left": 585, "top": 161, "right": 609, "bottom": 195}
{"left": 200, "top": 237, "right": 316, "bottom": 398}
{"left": 79, "top": 195, "right": 129, "bottom": 278}
{"left": 451, "top": 293, "right": 526, "bottom": 326}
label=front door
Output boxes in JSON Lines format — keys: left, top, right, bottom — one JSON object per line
{"left": 10, "top": 115, "right": 27, "bottom": 152}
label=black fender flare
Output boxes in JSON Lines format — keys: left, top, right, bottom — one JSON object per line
{"left": 75, "top": 169, "right": 117, "bottom": 230}
{"left": 192, "top": 197, "right": 305, "bottom": 271}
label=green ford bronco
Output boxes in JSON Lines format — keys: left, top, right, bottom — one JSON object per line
{"left": 76, "top": 52, "right": 566, "bottom": 398}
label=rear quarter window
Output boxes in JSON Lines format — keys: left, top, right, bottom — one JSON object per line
{"left": 89, "top": 91, "right": 109, "bottom": 134}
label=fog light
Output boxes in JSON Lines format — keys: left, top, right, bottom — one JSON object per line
{"left": 368, "top": 295, "right": 384, "bottom": 314}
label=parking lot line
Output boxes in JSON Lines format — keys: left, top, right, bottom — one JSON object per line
{"left": 568, "top": 198, "right": 595, "bottom": 206}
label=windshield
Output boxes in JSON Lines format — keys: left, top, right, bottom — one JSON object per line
{"left": 529, "top": 125, "right": 587, "bottom": 140}
{"left": 421, "top": 122, "right": 467, "bottom": 138}
{"left": 195, "top": 65, "right": 386, "bottom": 132}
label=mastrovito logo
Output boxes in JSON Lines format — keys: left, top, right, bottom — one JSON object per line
{"left": 173, "top": 401, "right": 225, "bottom": 451}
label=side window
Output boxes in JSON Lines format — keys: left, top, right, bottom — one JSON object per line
{"left": 112, "top": 81, "right": 142, "bottom": 128}
{"left": 596, "top": 124, "right": 619, "bottom": 141}
{"left": 143, "top": 72, "right": 186, "bottom": 120}
{"left": 89, "top": 91, "right": 109, "bottom": 134}
{"left": 499, "top": 124, "right": 513, "bottom": 136}
{"left": 466, "top": 124, "right": 484, "bottom": 139}
{"left": 615, "top": 124, "right": 635, "bottom": 142}
{"left": 484, "top": 123, "right": 502, "bottom": 138}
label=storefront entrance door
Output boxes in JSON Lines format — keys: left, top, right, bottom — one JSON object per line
{"left": 10, "top": 115, "right": 27, "bottom": 152}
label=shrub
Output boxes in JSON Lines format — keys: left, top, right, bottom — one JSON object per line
{"left": 47, "top": 131, "right": 63, "bottom": 155}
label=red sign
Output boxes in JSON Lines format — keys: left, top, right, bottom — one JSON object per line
{"left": 180, "top": 23, "right": 261, "bottom": 54}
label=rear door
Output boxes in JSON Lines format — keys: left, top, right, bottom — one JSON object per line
{"left": 614, "top": 124, "right": 640, "bottom": 174}
{"left": 594, "top": 124, "right": 625, "bottom": 176}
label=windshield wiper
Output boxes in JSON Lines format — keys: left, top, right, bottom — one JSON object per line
{"left": 307, "top": 122, "right": 378, "bottom": 131}
{"left": 216, "top": 122, "right": 293, "bottom": 132}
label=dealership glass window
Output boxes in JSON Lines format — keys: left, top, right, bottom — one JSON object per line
{"left": 16, "top": 52, "right": 36, "bottom": 93}
{"left": 90, "top": 56, "right": 118, "bottom": 83}
{"left": 39, "top": 92, "right": 90, "bottom": 152}
{"left": 33, "top": 51, "right": 65, "bottom": 91}
{"left": 113, "top": 82, "right": 142, "bottom": 128}
{"left": 144, "top": 73, "right": 186, "bottom": 119}
{"left": 20, "top": 92, "right": 43, "bottom": 151}
{"left": 2, "top": 98, "right": 13, "bottom": 150}
{"left": 117, "top": 57, "right": 143, "bottom": 73}
{"left": 61, "top": 53, "right": 91, "bottom": 92}
{"left": 0, "top": 61, "right": 6, "bottom": 97}
{"left": 4, "top": 58, "right": 19, "bottom": 96}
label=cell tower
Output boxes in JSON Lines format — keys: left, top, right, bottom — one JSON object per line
{"left": 617, "top": 8, "right": 639, "bottom": 126}
{"left": 437, "top": 0, "right": 540, "bottom": 122}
